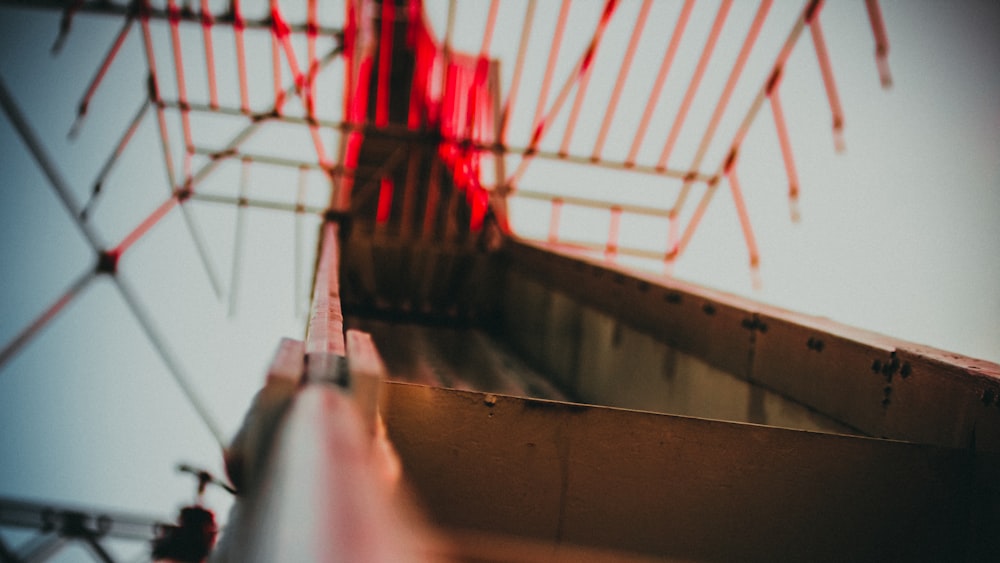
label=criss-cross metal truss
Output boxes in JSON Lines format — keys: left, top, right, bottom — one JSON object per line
{"left": 0, "top": 1, "right": 893, "bottom": 560}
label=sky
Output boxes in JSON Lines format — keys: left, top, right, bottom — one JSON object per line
{"left": 0, "top": 0, "right": 998, "bottom": 560}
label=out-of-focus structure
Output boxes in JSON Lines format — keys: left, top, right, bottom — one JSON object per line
{"left": 1, "top": 1, "right": 998, "bottom": 561}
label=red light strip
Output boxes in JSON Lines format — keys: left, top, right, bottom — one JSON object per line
{"left": 807, "top": 0, "right": 845, "bottom": 152}
{"left": 657, "top": 0, "right": 733, "bottom": 170}
{"left": 376, "top": 177, "right": 396, "bottom": 223}
{"left": 592, "top": 0, "right": 653, "bottom": 162}
{"left": 201, "top": 0, "right": 219, "bottom": 109}
{"left": 864, "top": 0, "right": 892, "bottom": 88}
{"left": 560, "top": 0, "right": 619, "bottom": 156}
{"left": 376, "top": 0, "right": 395, "bottom": 127}
{"left": 626, "top": 0, "right": 694, "bottom": 167}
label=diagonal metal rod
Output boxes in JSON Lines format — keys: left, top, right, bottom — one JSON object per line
{"left": 626, "top": 0, "right": 694, "bottom": 166}
{"left": 559, "top": 0, "right": 619, "bottom": 156}
{"left": 82, "top": 536, "right": 115, "bottom": 563}
{"left": 671, "top": 0, "right": 824, "bottom": 264}
{"left": 114, "top": 273, "right": 226, "bottom": 447}
{"left": 68, "top": 8, "right": 136, "bottom": 138}
{"left": 0, "top": 73, "right": 225, "bottom": 448}
{"left": 499, "top": 0, "right": 535, "bottom": 145}
{"left": 81, "top": 98, "right": 151, "bottom": 222}
{"left": 0, "top": 76, "right": 103, "bottom": 248}
{"left": 592, "top": 0, "right": 653, "bottom": 162}
{"left": 0, "top": 268, "right": 96, "bottom": 373}
{"left": 18, "top": 533, "right": 68, "bottom": 563}
{"left": 657, "top": 0, "right": 733, "bottom": 171}
{"left": 669, "top": 0, "right": 771, "bottom": 226}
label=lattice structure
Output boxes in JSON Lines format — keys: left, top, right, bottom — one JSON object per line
{"left": 0, "top": 2, "right": 895, "bottom": 559}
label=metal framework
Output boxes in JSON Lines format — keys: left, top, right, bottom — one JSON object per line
{"left": 0, "top": 1, "right": 898, "bottom": 560}
{"left": 0, "top": 497, "right": 163, "bottom": 563}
